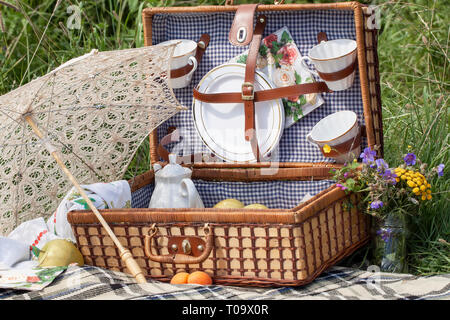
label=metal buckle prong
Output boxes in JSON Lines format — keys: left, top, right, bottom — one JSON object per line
{"left": 241, "top": 82, "right": 254, "bottom": 101}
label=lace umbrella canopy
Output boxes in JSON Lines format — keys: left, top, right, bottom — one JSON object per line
{"left": 0, "top": 44, "right": 184, "bottom": 237}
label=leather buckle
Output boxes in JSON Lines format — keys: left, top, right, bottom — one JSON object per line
{"left": 241, "top": 82, "right": 254, "bottom": 101}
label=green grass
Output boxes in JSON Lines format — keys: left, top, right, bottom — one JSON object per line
{"left": 0, "top": 0, "right": 448, "bottom": 275}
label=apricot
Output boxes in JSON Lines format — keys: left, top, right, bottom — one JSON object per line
{"left": 187, "top": 271, "right": 213, "bottom": 285}
{"left": 170, "top": 272, "right": 189, "bottom": 284}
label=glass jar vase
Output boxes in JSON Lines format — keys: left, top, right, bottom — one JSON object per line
{"left": 372, "top": 213, "right": 408, "bottom": 273}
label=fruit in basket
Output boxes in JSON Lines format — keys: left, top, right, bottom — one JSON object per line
{"left": 170, "top": 272, "right": 189, "bottom": 284}
{"left": 187, "top": 271, "right": 213, "bottom": 285}
{"left": 244, "top": 203, "right": 269, "bottom": 209}
{"left": 38, "top": 239, "right": 84, "bottom": 267}
{"left": 213, "top": 198, "right": 245, "bottom": 209}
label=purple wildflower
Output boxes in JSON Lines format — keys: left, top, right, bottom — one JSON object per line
{"left": 344, "top": 172, "right": 349, "bottom": 178}
{"left": 375, "top": 158, "right": 389, "bottom": 172}
{"left": 370, "top": 200, "right": 383, "bottom": 210}
{"left": 404, "top": 153, "right": 417, "bottom": 166}
{"left": 437, "top": 164, "right": 445, "bottom": 177}
{"left": 382, "top": 169, "right": 398, "bottom": 185}
{"left": 336, "top": 183, "right": 347, "bottom": 191}
{"left": 360, "top": 147, "right": 376, "bottom": 164}
{"left": 377, "top": 228, "right": 392, "bottom": 243}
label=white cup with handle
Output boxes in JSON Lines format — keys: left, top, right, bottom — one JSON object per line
{"left": 306, "top": 110, "right": 361, "bottom": 163}
{"left": 160, "top": 39, "right": 198, "bottom": 89}
{"left": 300, "top": 39, "right": 357, "bottom": 91}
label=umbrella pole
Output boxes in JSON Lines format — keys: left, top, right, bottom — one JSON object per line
{"left": 24, "top": 115, "right": 147, "bottom": 284}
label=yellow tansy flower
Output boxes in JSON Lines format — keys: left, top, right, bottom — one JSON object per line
{"left": 427, "top": 194, "right": 432, "bottom": 200}
{"left": 427, "top": 183, "right": 431, "bottom": 188}
{"left": 421, "top": 195, "right": 427, "bottom": 201}
{"left": 323, "top": 144, "right": 331, "bottom": 154}
{"left": 407, "top": 180, "right": 416, "bottom": 188}
{"left": 420, "top": 185, "right": 426, "bottom": 191}
{"left": 427, "top": 189, "right": 431, "bottom": 194}
{"left": 412, "top": 187, "right": 420, "bottom": 194}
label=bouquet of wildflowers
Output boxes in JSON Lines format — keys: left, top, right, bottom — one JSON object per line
{"left": 331, "top": 146, "right": 445, "bottom": 272}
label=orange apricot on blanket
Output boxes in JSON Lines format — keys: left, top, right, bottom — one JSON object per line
{"left": 187, "top": 271, "right": 213, "bottom": 285}
{"left": 170, "top": 272, "right": 189, "bottom": 284}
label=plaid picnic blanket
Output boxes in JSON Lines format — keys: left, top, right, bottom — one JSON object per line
{"left": 1, "top": 265, "right": 449, "bottom": 300}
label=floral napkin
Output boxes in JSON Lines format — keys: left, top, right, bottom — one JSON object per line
{"left": 0, "top": 265, "right": 67, "bottom": 291}
{"left": 229, "top": 27, "right": 324, "bottom": 128}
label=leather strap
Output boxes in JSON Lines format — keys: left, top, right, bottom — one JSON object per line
{"left": 229, "top": 4, "right": 259, "bottom": 46}
{"left": 320, "top": 131, "right": 361, "bottom": 158}
{"left": 170, "top": 34, "right": 210, "bottom": 79}
{"left": 193, "top": 82, "right": 330, "bottom": 104}
{"left": 317, "top": 31, "right": 328, "bottom": 43}
{"left": 315, "top": 31, "right": 356, "bottom": 82}
{"left": 317, "top": 60, "right": 357, "bottom": 82}
{"left": 243, "top": 15, "right": 266, "bottom": 162}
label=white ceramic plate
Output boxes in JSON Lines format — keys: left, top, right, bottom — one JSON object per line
{"left": 193, "top": 63, "right": 284, "bottom": 163}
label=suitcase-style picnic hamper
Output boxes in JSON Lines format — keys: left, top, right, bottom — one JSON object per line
{"left": 67, "top": 1, "right": 383, "bottom": 287}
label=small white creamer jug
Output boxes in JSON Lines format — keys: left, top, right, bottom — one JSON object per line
{"left": 149, "top": 154, "right": 204, "bottom": 209}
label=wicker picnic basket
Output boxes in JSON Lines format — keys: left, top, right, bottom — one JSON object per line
{"left": 67, "top": 1, "right": 383, "bottom": 287}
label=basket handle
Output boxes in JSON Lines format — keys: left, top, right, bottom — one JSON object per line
{"left": 144, "top": 224, "right": 214, "bottom": 264}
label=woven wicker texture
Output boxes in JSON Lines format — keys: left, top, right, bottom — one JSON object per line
{"left": 72, "top": 192, "right": 369, "bottom": 287}
{"left": 0, "top": 44, "right": 183, "bottom": 236}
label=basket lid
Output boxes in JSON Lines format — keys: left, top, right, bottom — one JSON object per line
{"left": 146, "top": 4, "right": 382, "bottom": 168}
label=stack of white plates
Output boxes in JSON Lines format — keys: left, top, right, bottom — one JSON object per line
{"left": 192, "top": 63, "right": 285, "bottom": 163}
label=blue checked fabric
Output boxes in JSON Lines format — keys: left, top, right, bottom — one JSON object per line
{"left": 152, "top": 9, "right": 367, "bottom": 163}
{"left": 131, "top": 180, "right": 334, "bottom": 209}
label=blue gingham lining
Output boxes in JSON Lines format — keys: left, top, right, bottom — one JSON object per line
{"left": 131, "top": 183, "right": 154, "bottom": 208}
{"left": 131, "top": 179, "right": 334, "bottom": 209}
{"left": 152, "top": 9, "right": 367, "bottom": 163}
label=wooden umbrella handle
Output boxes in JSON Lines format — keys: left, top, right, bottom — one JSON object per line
{"left": 24, "top": 115, "right": 147, "bottom": 284}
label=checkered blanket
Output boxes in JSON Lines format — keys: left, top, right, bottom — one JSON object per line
{"left": 1, "top": 265, "right": 448, "bottom": 300}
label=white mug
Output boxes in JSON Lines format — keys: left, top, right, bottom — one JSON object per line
{"left": 160, "top": 39, "right": 198, "bottom": 89}
{"left": 306, "top": 110, "right": 360, "bottom": 163}
{"left": 300, "top": 39, "right": 357, "bottom": 91}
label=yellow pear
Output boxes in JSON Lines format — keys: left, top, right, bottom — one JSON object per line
{"left": 244, "top": 203, "right": 268, "bottom": 209}
{"left": 38, "top": 239, "right": 84, "bottom": 267}
{"left": 213, "top": 198, "right": 245, "bottom": 209}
